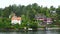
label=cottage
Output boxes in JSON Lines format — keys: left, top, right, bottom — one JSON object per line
{"left": 35, "top": 13, "right": 52, "bottom": 26}
{"left": 35, "top": 14, "right": 46, "bottom": 25}
{"left": 11, "top": 15, "right": 21, "bottom": 24}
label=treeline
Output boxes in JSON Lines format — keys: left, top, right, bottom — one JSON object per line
{"left": 0, "top": 3, "right": 60, "bottom": 29}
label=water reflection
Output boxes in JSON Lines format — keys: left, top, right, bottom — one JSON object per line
{"left": 0, "top": 30, "right": 60, "bottom": 34}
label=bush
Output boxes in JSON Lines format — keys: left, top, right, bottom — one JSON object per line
{"left": 29, "top": 21, "right": 38, "bottom": 29}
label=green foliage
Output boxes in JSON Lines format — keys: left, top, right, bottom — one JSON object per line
{"left": 0, "top": 18, "right": 11, "bottom": 28}
{"left": 29, "top": 21, "right": 38, "bottom": 29}
{"left": 0, "top": 3, "right": 60, "bottom": 29}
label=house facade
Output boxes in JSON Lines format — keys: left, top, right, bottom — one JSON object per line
{"left": 11, "top": 15, "right": 21, "bottom": 24}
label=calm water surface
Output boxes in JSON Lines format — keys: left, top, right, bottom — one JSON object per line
{"left": 0, "top": 30, "right": 60, "bottom": 34}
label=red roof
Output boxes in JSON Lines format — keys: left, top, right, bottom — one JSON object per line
{"left": 11, "top": 16, "right": 21, "bottom": 21}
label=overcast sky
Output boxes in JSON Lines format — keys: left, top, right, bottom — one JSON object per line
{"left": 0, "top": 0, "right": 60, "bottom": 8}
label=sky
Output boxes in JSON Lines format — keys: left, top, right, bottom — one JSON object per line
{"left": 0, "top": 0, "right": 60, "bottom": 8}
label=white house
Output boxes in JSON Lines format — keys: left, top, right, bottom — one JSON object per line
{"left": 11, "top": 15, "right": 21, "bottom": 24}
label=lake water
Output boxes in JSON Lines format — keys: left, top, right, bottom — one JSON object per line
{"left": 0, "top": 30, "right": 60, "bottom": 34}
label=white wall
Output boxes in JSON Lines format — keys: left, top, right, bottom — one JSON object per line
{"left": 11, "top": 20, "right": 21, "bottom": 24}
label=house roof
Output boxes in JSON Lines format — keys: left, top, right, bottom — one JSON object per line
{"left": 11, "top": 16, "right": 21, "bottom": 20}
{"left": 35, "top": 14, "right": 46, "bottom": 19}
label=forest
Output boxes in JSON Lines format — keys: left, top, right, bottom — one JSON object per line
{"left": 0, "top": 3, "right": 60, "bottom": 29}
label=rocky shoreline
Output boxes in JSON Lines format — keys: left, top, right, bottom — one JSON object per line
{"left": 37, "top": 28, "right": 60, "bottom": 30}
{"left": 0, "top": 27, "right": 60, "bottom": 32}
